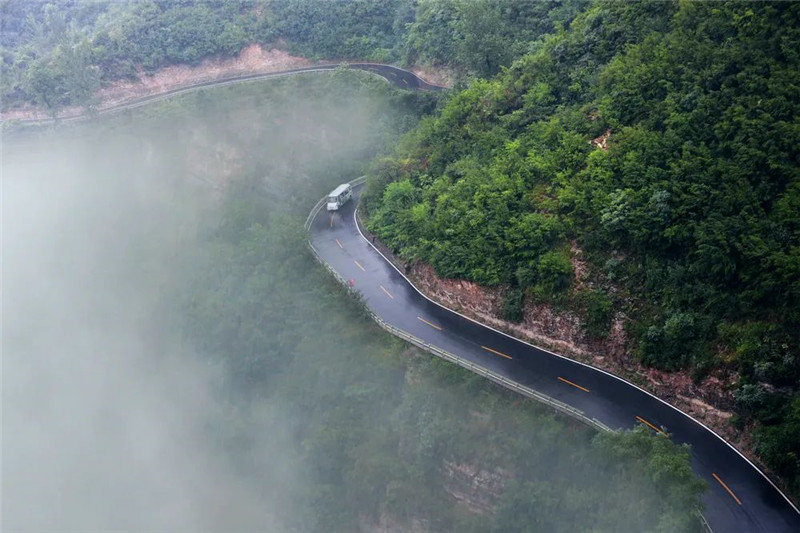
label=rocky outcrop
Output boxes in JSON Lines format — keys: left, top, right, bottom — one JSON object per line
{"left": 441, "top": 461, "right": 507, "bottom": 514}
{"left": 361, "top": 458, "right": 509, "bottom": 532}
{"left": 409, "top": 262, "right": 600, "bottom": 360}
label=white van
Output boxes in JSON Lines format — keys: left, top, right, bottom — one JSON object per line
{"left": 327, "top": 183, "right": 353, "bottom": 211}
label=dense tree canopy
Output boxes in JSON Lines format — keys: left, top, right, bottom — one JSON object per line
{"left": 365, "top": 0, "right": 800, "bottom": 495}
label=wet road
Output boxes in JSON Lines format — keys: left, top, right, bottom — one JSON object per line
{"left": 310, "top": 185, "right": 800, "bottom": 533}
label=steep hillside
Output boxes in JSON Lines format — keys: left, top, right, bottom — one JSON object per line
{"left": 1, "top": 0, "right": 585, "bottom": 115}
{"left": 364, "top": 0, "right": 800, "bottom": 496}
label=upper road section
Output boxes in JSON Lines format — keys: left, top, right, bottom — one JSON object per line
{"left": 309, "top": 185, "right": 800, "bottom": 533}
{"left": 3, "top": 63, "right": 443, "bottom": 126}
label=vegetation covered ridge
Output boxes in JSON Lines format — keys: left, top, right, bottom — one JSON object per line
{"left": 1, "top": 0, "right": 585, "bottom": 115}
{"left": 363, "top": 0, "right": 800, "bottom": 498}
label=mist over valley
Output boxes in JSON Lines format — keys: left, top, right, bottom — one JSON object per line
{"left": 3, "top": 72, "right": 704, "bottom": 532}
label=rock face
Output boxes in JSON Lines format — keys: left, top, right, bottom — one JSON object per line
{"left": 409, "top": 262, "right": 601, "bottom": 360}
{"left": 411, "top": 263, "right": 504, "bottom": 319}
{"left": 96, "top": 45, "right": 312, "bottom": 108}
{"left": 409, "top": 65, "right": 454, "bottom": 88}
{"left": 441, "top": 461, "right": 507, "bottom": 514}
{"left": 1, "top": 44, "right": 313, "bottom": 122}
{"left": 362, "top": 459, "right": 509, "bottom": 532}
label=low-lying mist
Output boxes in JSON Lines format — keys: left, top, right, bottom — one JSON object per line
{"left": 2, "top": 73, "right": 703, "bottom": 533}
{"left": 2, "top": 73, "right": 418, "bottom": 531}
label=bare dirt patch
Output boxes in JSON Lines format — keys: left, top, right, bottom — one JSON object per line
{"left": 409, "top": 64, "right": 457, "bottom": 88}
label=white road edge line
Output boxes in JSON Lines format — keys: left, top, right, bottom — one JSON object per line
{"left": 351, "top": 201, "right": 800, "bottom": 516}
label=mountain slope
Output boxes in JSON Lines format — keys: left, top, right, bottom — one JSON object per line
{"left": 364, "top": 0, "right": 800, "bottom": 496}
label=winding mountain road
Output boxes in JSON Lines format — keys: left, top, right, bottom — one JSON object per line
{"left": 10, "top": 58, "right": 798, "bottom": 531}
{"left": 309, "top": 184, "right": 800, "bottom": 533}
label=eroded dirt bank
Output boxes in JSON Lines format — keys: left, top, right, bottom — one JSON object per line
{"left": 408, "top": 262, "right": 740, "bottom": 441}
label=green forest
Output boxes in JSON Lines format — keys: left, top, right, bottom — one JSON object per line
{"left": 3, "top": 0, "right": 796, "bottom": 527}
{"left": 161, "top": 74, "right": 704, "bottom": 531}
{"left": 364, "top": 1, "right": 800, "bottom": 497}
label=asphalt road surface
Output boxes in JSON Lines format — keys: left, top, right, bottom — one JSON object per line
{"left": 310, "top": 185, "right": 800, "bottom": 533}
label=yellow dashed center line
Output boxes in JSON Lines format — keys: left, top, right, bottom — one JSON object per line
{"left": 481, "top": 345, "right": 513, "bottom": 360}
{"left": 712, "top": 473, "right": 742, "bottom": 506}
{"left": 354, "top": 260, "right": 366, "bottom": 272}
{"left": 380, "top": 285, "right": 394, "bottom": 299}
{"left": 417, "top": 316, "right": 442, "bottom": 331}
{"left": 329, "top": 215, "right": 334, "bottom": 227}
{"left": 636, "top": 416, "right": 666, "bottom": 435}
{"left": 335, "top": 238, "right": 343, "bottom": 249}
{"left": 557, "top": 376, "right": 590, "bottom": 393}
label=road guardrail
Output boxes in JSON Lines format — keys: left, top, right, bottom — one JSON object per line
{"left": 306, "top": 176, "right": 611, "bottom": 434}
